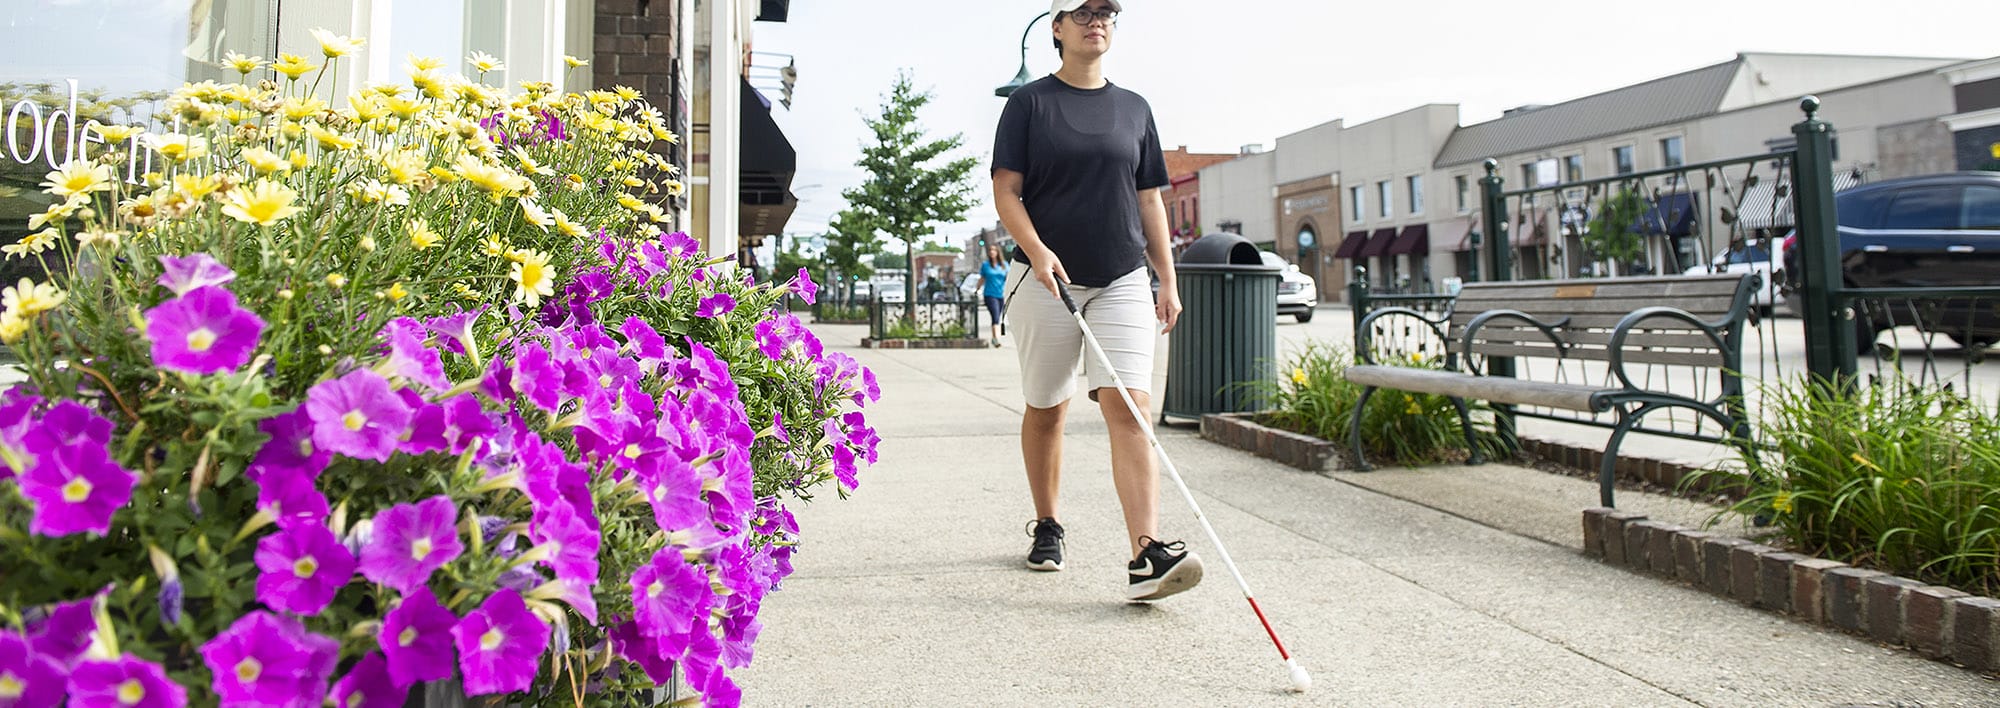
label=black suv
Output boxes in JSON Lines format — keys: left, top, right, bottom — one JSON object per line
{"left": 1783, "top": 172, "right": 2000, "bottom": 347}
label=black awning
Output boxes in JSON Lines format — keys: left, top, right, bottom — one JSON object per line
{"left": 1333, "top": 230, "right": 1370, "bottom": 258}
{"left": 757, "top": 0, "right": 790, "bottom": 21}
{"left": 1633, "top": 192, "right": 1697, "bottom": 237}
{"left": 1386, "top": 224, "right": 1429, "bottom": 256}
{"left": 1358, "top": 227, "right": 1398, "bottom": 258}
{"left": 740, "top": 77, "right": 796, "bottom": 236}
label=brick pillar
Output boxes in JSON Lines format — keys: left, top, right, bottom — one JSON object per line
{"left": 594, "top": 0, "right": 690, "bottom": 217}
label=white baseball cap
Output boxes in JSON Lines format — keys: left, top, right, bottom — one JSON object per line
{"left": 1051, "top": 0, "right": 1122, "bottom": 14}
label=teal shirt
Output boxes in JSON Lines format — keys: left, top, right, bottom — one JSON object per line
{"left": 980, "top": 261, "right": 1007, "bottom": 299}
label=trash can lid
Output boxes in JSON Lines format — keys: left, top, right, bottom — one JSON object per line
{"left": 1177, "top": 232, "right": 1280, "bottom": 271}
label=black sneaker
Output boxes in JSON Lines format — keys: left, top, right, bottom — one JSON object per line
{"left": 1025, "top": 518, "right": 1064, "bottom": 571}
{"left": 1127, "top": 537, "right": 1203, "bottom": 601}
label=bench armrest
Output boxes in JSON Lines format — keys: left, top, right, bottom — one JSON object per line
{"left": 1354, "top": 307, "right": 1452, "bottom": 366}
{"left": 1459, "top": 309, "right": 1570, "bottom": 367}
{"left": 1606, "top": 306, "right": 1738, "bottom": 394}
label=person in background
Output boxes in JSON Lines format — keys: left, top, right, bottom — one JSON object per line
{"left": 979, "top": 244, "right": 1008, "bottom": 347}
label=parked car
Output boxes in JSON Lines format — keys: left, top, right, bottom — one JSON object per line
{"left": 1780, "top": 171, "right": 2000, "bottom": 348}
{"left": 1683, "top": 239, "right": 1781, "bottom": 315}
{"left": 1260, "top": 251, "right": 1319, "bottom": 323}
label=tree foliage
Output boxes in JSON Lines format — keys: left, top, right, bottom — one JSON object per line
{"left": 1584, "top": 188, "right": 1648, "bottom": 276}
{"left": 841, "top": 70, "right": 980, "bottom": 304}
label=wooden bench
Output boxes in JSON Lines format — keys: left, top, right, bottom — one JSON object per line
{"left": 1345, "top": 273, "right": 1761, "bottom": 507}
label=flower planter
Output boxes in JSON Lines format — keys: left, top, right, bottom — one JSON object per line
{"left": 1200, "top": 412, "right": 1342, "bottom": 472}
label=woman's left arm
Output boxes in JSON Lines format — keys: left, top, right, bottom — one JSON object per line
{"left": 1138, "top": 188, "right": 1179, "bottom": 333}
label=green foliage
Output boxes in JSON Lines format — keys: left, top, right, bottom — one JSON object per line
{"left": 1583, "top": 188, "right": 1647, "bottom": 275}
{"left": 842, "top": 71, "right": 980, "bottom": 306}
{"left": 1249, "top": 340, "right": 1501, "bottom": 465}
{"left": 882, "top": 317, "right": 966, "bottom": 340}
{"left": 817, "top": 208, "right": 882, "bottom": 305}
{"left": 1689, "top": 379, "right": 2000, "bottom": 595}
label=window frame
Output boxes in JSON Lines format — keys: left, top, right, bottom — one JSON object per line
{"left": 1350, "top": 185, "right": 1365, "bottom": 223}
{"left": 1407, "top": 175, "right": 1423, "bottom": 214}
{"left": 1377, "top": 179, "right": 1392, "bottom": 219}
{"left": 1660, "top": 136, "right": 1685, "bottom": 168}
{"left": 1454, "top": 174, "right": 1470, "bottom": 214}
{"left": 1612, "top": 145, "right": 1636, "bottom": 175}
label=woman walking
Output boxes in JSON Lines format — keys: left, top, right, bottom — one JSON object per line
{"left": 991, "top": 0, "right": 1201, "bottom": 601}
{"left": 978, "top": 244, "right": 1009, "bottom": 347}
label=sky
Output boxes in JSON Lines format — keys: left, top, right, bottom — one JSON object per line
{"left": 750, "top": 0, "right": 1998, "bottom": 250}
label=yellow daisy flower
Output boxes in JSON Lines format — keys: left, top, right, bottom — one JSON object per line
{"left": 1291, "top": 367, "right": 1308, "bottom": 385}
{"left": 563, "top": 55, "right": 589, "bottom": 69}
{"left": 240, "top": 147, "right": 289, "bottom": 175}
{"left": 281, "top": 96, "right": 329, "bottom": 121}
{"left": 510, "top": 146, "right": 555, "bottom": 176}
{"left": 0, "top": 313, "right": 27, "bottom": 345}
{"left": 1, "top": 230, "right": 59, "bottom": 260}
{"left": 518, "top": 198, "right": 554, "bottom": 229}
{"left": 509, "top": 249, "right": 554, "bottom": 307}
{"left": 347, "top": 94, "right": 388, "bottom": 122}
{"left": 2, "top": 278, "right": 67, "bottom": 318}
{"left": 385, "top": 282, "right": 409, "bottom": 301}
{"left": 271, "top": 53, "right": 320, "bottom": 80}
{"left": 308, "top": 28, "right": 366, "bottom": 58}
{"left": 406, "top": 54, "right": 446, "bottom": 72}
{"left": 326, "top": 273, "right": 348, "bottom": 288}
{"left": 173, "top": 174, "right": 222, "bottom": 201}
{"left": 553, "top": 210, "right": 587, "bottom": 239}
{"left": 220, "top": 179, "right": 304, "bottom": 226}
{"left": 1772, "top": 491, "right": 1794, "bottom": 515}
{"left": 88, "top": 122, "right": 145, "bottom": 145}
{"left": 383, "top": 96, "right": 423, "bottom": 119}
{"left": 289, "top": 150, "right": 314, "bottom": 171}
{"left": 223, "top": 51, "right": 265, "bottom": 74}
{"left": 75, "top": 228, "right": 123, "bottom": 250}
{"left": 306, "top": 124, "right": 360, "bottom": 151}
{"left": 453, "top": 155, "right": 527, "bottom": 195}
{"left": 41, "top": 160, "right": 114, "bottom": 197}
{"left": 408, "top": 219, "right": 442, "bottom": 250}
{"left": 145, "top": 133, "right": 209, "bottom": 163}
{"left": 467, "top": 51, "right": 506, "bottom": 74}
{"left": 480, "top": 234, "right": 509, "bottom": 258}
{"left": 613, "top": 85, "right": 642, "bottom": 101}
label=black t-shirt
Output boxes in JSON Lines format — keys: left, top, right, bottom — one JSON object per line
{"left": 992, "top": 76, "right": 1169, "bottom": 287}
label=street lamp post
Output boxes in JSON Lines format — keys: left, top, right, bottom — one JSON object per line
{"left": 994, "top": 11, "right": 1052, "bottom": 98}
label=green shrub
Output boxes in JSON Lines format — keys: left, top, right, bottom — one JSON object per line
{"left": 1691, "top": 378, "right": 2000, "bottom": 595}
{"left": 1250, "top": 340, "right": 1501, "bottom": 466}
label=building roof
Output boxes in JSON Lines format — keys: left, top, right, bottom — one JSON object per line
{"left": 1434, "top": 60, "right": 1740, "bottom": 168}
{"left": 1163, "top": 146, "right": 1237, "bottom": 182}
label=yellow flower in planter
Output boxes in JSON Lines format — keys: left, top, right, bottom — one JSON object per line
{"left": 453, "top": 155, "right": 527, "bottom": 196}
{"left": 41, "top": 160, "right": 114, "bottom": 198}
{"left": 468, "top": 51, "right": 505, "bottom": 74}
{"left": 1772, "top": 491, "right": 1794, "bottom": 514}
{"left": 173, "top": 174, "right": 222, "bottom": 201}
{"left": 408, "top": 219, "right": 441, "bottom": 250}
{"left": 480, "top": 234, "right": 509, "bottom": 258}
{"left": 383, "top": 96, "right": 423, "bottom": 120}
{"left": 88, "top": 122, "right": 145, "bottom": 146}
{"left": 307, "top": 124, "right": 359, "bottom": 152}
{"left": 553, "top": 210, "right": 587, "bottom": 239}
{"left": 518, "top": 199, "right": 554, "bottom": 229}
{"left": 221, "top": 180, "right": 304, "bottom": 226}
{"left": 1291, "top": 367, "right": 1307, "bottom": 385}
{"left": 308, "top": 28, "right": 365, "bottom": 58}
{"left": 2, "top": 278, "right": 66, "bottom": 318}
{"left": 511, "top": 147, "right": 555, "bottom": 177}
{"left": 326, "top": 273, "right": 348, "bottom": 288}
{"left": 240, "top": 147, "right": 289, "bottom": 175}
{"left": 271, "top": 53, "right": 319, "bottom": 80}
{"left": 510, "top": 249, "right": 555, "bottom": 307}
{"left": 281, "top": 96, "right": 329, "bottom": 121}
{"left": 1, "top": 230, "right": 58, "bottom": 259}
{"left": 145, "top": 134, "right": 208, "bottom": 163}
{"left": 223, "top": 51, "right": 265, "bottom": 74}
{"left": 563, "top": 55, "right": 589, "bottom": 68}
{"left": 385, "top": 282, "right": 409, "bottom": 301}
{"left": 0, "top": 313, "right": 27, "bottom": 344}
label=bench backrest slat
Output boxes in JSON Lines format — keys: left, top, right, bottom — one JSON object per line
{"left": 1432, "top": 274, "right": 1750, "bottom": 365}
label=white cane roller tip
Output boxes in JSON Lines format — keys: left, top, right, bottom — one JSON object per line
{"left": 1287, "top": 661, "right": 1311, "bottom": 693}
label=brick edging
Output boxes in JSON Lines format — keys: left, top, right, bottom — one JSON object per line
{"left": 1199, "top": 413, "right": 1338, "bottom": 472}
{"left": 1519, "top": 437, "right": 1747, "bottom": 502}
{"left": 859, "top": 338, "right": 990, "bottom": 350}
{"left": 1583, "top": 508, "right": 1999, "bottom": 673}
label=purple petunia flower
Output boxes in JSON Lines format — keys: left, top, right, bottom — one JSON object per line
{"left": 199, "top": 611, "right": 339, "bottom": 708}
{"left": 530, "top": 503, "right": 600, "bottom": 587}
{"left": 511, "top": 341, "right": 563, "bottom": 413}
{"left": 256, "top": 468, "right": 330, "bottom": 529}
{"left": 629, "top": 548, "right": 710, "bottom": 641}
{"left": 681, "top": 340, "right": 738, "bottom": 400}
{"left": 378, "top": 318, "right": 447, "bottom": 391}
{"left": 453, "top": 589, "right": 549, "bottom": 696}
{"left": 246, "top": 407, "right": 330, "bottom": 483}
{"left": 329, "top": 652, "right": 403, "bottom": 708}
{"left": 566, "top": 268, "right": 613, "bottom": 306}
{"left": 145, "top": 285, "right": 266, "bottom": 375}
{"left": 0, "top": 391, "right": 41, "bottom": 481}
{"left": 255, "top": 523, "right": 357, "bottom": 616}
{"left": 305, "top": 369, "right": 415, "bottom": 463}
{"left": 441, "top": 395, "right": 498, "bottom": 456}
{"left": 545, "top": 577, "right": 599, "bottom": 625}
{"left": 19, "top": 437, "right": 135, "bottom": 537}
{"left": 358, "top": 496, "right": 463, "bottom": 593}
{"left": 423, "top": 309, "right": 481, "bottom": 356}
{"left": 695, "top": 292, "right": 736, "bottom": 318}
{"left": 156, "top": 253, "right": 236, "bottom": 296}
{"left": 378, "top": 587, "right": 457, "bottom": 688}
{"left": 790, "top": 267, "right": 817, "bottom": 304}
{"left": 534, "top": 110, "right": 568, "bottom": 143}
{"left": 619, "top": 316, "right": 668, "bottom": 362}
{"left": 659, "top": 231, "right": 700, "bottom": 260}
{"left": 397, "top": 391, "right": 449, "bottom": 456}
{"left": 0, "top": 632, "right": 67, "bottom": 707}
{"left": 771, "top": 412, "right": 789, "bottom": 444}
{"left": 65, "top": 654, "right": 186, "bottom": 708}
{"left": 25, "top": 592, "right": 98, "bottom": 666}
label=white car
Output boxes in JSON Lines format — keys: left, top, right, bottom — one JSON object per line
{"left": 1682, "top": 238, "right": 1781, "bottom": 314}
{"left": 1260, "top": 251, "right": 1319, "bottom": 323}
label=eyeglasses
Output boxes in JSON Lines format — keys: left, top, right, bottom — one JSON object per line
{"left": 1063, "top": 8, "right": 1118, "bottom": 25}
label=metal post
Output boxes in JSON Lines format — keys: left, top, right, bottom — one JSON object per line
{"left": 1480, "top": 159, "right": 1511, "bottom": 283}
{"left": 1478, "top": 158, "right": 1517, "bottom": 452}
{"left": 1790, "top": 96, "right": 1855, "bottom": 387}
{"left": 1348, "top": 265, "right": 1370, "bottom": 359}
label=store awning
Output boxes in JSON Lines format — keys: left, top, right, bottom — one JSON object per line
{"left": 740, "top": 77, "right": 797, "bottom": 237}
{"left": 1730, "top": 170, "right": 1864, "bottom": 230}
{"left": 1334, "top": 230, "right": 1371, "bottom": 258}
{"left": 1633, "top": 192, "right": 1697, "bottom": 237}
{"left": 1385, "top": 224, "right": 1429, "bottom": 256}
{"left": 1358, "top": 227, "right": 1399, "bottom": 258}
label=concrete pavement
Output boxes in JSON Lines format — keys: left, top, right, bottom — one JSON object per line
{"left": 729, "top": 319, "right": 2000, "bottom": 706}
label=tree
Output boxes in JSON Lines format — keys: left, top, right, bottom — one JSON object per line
{"left": 842, "top": 71, "right": 980, "bottom": 306}
{"left": 816, "top": 208, "right": 883, "bottom": 306}
{"left": 1584, "top": 188, "right": 1648, "bottom": 277}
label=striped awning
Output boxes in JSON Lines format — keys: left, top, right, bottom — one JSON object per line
{"left": 1729, "top": 170, "right": 1865, "bottom": 230}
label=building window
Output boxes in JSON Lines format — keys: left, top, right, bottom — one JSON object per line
{"left": 1455, "top": 175, "right": 1470, "bottom": 213}
{"left": 1613, "top": 145, "right": 1635, "bottom": 175}
{"left": 1564, "top": 154, "right": 1583, "bottom": 183}
{"left": 1661, "top": 136, "right": 1684, "bottom": 168}
{"left": 1520, "top": 164, "right": 1535, "bottom": 188}
{"left": 1377, "top": 180, "right": 1392, "bottom": 218}
{"left": 1350, "top": 186, "right": 1364, "bottom": 223}
{"left": 1407, "top": 176, "right": 1423, "bottom": 214}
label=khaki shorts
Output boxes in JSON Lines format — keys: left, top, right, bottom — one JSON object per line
{"left": 1003, "top": 263, "right": 1156, "bottom": 409}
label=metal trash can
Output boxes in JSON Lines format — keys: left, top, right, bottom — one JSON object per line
{"left": 1164, "top": 232, "right": 1280, "bottom": 423}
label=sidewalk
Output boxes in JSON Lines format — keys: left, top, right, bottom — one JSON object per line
{"left": 731, "top": 322, "right": 2000, "bottom": 706}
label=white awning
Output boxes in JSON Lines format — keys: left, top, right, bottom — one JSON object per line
{"left": 1728, "top": 170, "right": 1864, "bottom": 230}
